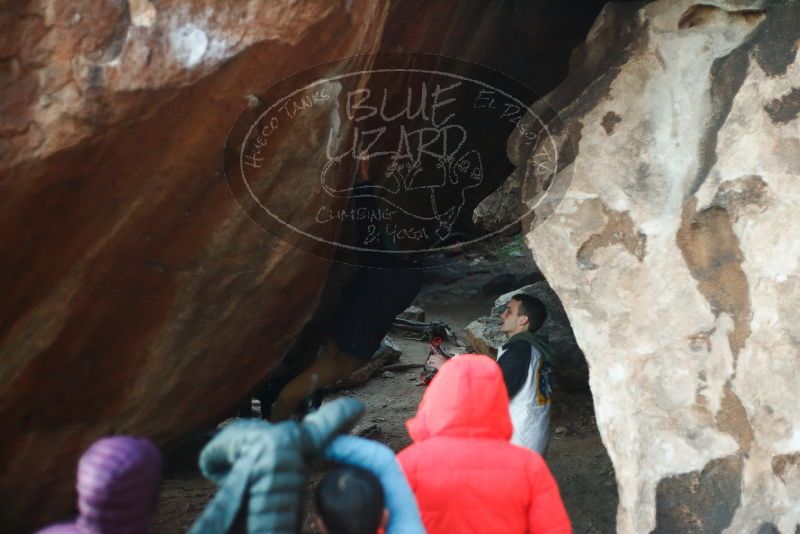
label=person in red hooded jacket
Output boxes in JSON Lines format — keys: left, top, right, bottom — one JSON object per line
{"left": 397, "top": 353, "right": 572, "bottom": 534}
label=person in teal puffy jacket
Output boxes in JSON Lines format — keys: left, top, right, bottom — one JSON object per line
{"left": 189, "top": 397, "right": 364, "bottom": 534}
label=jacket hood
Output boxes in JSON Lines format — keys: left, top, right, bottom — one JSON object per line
{"left": 406, "top": 354, "right": 513, "bottom": 442}
{"left": 506, "top": 331, "right": 557, "bottom": 366}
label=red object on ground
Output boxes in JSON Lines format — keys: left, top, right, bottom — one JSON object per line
{"left": 398, "top": 354, "right": 572, "bottom": 534}
{"left": 418, "top": 337, "right": 454, "bottom": 385}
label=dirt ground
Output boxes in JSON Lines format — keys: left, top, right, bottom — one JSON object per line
{"left": 152, "top": 239, "right": 618, "bottom": 533}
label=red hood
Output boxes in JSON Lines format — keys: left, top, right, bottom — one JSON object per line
{"left": 406, "top": 354, "right": 513, "bottom": 442}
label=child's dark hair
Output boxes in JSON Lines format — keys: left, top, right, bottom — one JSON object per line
{"left": 315, "top": 466, "right": 385, "bottom": 534}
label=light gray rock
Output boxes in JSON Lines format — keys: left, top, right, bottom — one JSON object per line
{"left": 397, "top": 305, "right": 425, "bottom": 322}
{"left": 472, "top": 170, "right": 523, "bottom": 234}
{"left": 511, "top": 1, "right": 800, "bottom": 532}
{"left": 481, "top": 271, "right": 543, "bottom": 296}
{"left": 464, "top": 316, "right": 505, "bottom": 356}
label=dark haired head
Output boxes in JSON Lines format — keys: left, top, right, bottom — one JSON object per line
{"left": 316, "top": 466, "right": 385, "bottom": 534}
{"left": 511, "top": 294, "right": 547, "bottom": 332}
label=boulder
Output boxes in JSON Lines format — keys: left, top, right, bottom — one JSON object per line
{"left": 472, "top": 169, "right": 524, "bottom": 234}
{"left": 397, "top": 305, "right": 425, "bottom": 322}
{"left": 0, "top": 0, "right": 652, "bottom": 529}
{"left": 420, "top": 254, "right": 491, "bottom": 285}
{"left": 2, "top": 1, "right": 588, "bottom": 530}
{"left": 327, "top": 336, "right": 402, "bottom": 389}
{"left": 0, "top": 2, "right": 391, "bottom": 529}
{"left": 480, "top": 271, "right": 543, "bottom": 296}
{"left": 511, "top": 1, "right": 800, "bottom": 531}
{"left": 464, "top": 317, "right": 504, "bottom": 356}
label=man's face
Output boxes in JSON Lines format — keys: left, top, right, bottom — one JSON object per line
{"left": 500, "top": 299, "right": 528, "bottom": 336}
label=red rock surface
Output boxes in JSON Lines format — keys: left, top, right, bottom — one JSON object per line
{"left": 0, "top": 1, "right": 554, "bottom": 530}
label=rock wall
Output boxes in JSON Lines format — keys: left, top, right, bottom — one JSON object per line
{"left": 2, "top": 0, "right": 576, "bottom": 530}
{"left": 472, "top": 169, "right": 524, "bottom": 235}
{"left": 0, "top": 2, "right": 392, "bottom": 530}
{"left": 513, "top": 1, "right": 800, "bottom": 532}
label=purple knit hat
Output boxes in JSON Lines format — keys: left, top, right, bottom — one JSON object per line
{"left": 37, "top": 524, "right": 80, "bottom": 534}
{"left": 75, "top": 436, "right": 162, "bottom": 534}
{"left": 38, "top": 436, "right": 163, "bottom": 534}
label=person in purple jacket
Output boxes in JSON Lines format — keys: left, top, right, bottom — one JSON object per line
{"left": 37, "top": 436, "right": 162, "bottom": 534}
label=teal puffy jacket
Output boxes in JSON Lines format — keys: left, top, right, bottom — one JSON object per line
{"left": 189, "top": 397, "right": 364, "bottom": 534}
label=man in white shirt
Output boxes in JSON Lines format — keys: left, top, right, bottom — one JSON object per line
{"left": 498, "top": 294, "right": 555, "bottom": 455}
